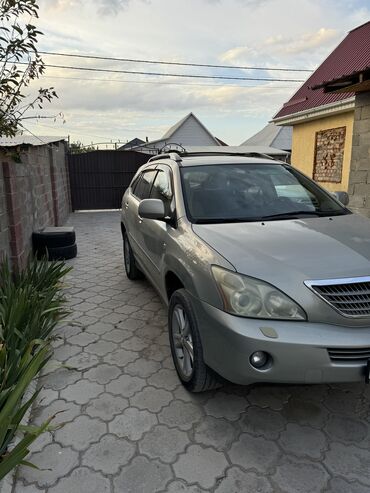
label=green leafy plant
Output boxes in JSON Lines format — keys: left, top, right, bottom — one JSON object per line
{"left": 0, "top": 0, "right": 58, "bottom": 137}
{"left": 0, "top": 258, "right": 71, "bottom": 480}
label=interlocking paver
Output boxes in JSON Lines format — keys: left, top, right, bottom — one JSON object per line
{"left": 85, "top": 339, "right": 116, "bottom": 356}
{"left": 109, "top": 407, "right": 158, "bottom": 440}
{"left": 271, "top": 457, "right": 329, "bottom": 493}
{"left": 54, "top": 415, "right": 106, "bottom": 451}
{"left": 193, "top": 416, "right": 238, "bottom": 450}
{"left": 84, "top": 363, "right": 121, "bottom": 384}
{"left": 65, "top": 351, "right": 100, "bottom": 370}
{"left": 18, "top": 443, "right": 78, "bottom": 487}
{"left": 214, "top": 467, "right": 274, "bottom": 493}
{"left": 204, "top": 392, "right": 248, "bottom": 420}
{"left": 325, "top": 442, "right": 370, "bottom": 485}
{"left": 32, "top": 399, "right": 81, "bottom": 426}
{"left": 139, "top": 424, "right": 189, "bottom": 462}
{"left": 86, "top": 392, "right": 129, "bottom": 420}
{"left": 12, "top": 212, "right": 370, "bottom": 493}
{"left": 158, "top": 400, "right": 204, "bottom": 430}
{"left": 82, "top": 434, "right": 136, "bottom": 474}
{"left": 174, "top": 444, "right": 228, "bottom": 489}
{"left": 130, "top": 386, "right": 172, "bottom": 412}
{"left": 239, "top": 405, "right": 286, "bottom": 439}
{"left": 48, "top": 467, "right": 110, "bottom": 493}
{"left": 60, "top": 379, "right": 104, "bottom": 404}
{"left": 125, "top": 357, "right": 161, "bottom": 377}
{"left": 279, "top": 423, "right": 327, "bottom": 459}
{"left": 105, "top": 373, "right": 146, "bottom": 397}
{"left": 69, "top": 331, "right": 99, "bottom": 347}
{"left": 229, "top": 434, "right": 280, "bottom": 473}
{"left": 114, "top": 455, "right": 172, "bottom": 493}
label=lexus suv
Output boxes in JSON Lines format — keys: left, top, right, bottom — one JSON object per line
{"left": 121, "top": 150, "right": 370, "bottom": 392}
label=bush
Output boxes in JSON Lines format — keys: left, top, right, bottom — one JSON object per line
{"left": 0, "top": 258, "right": 71, "bottom": 479}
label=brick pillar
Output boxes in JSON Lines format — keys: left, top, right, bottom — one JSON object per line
{"left": 49, "top": 146, "right": 59, "bottom": 226}
{"left": 347, "top": 92, "right": 370, "bottom": 216}
{"left": 2, "top": 160, "right": 26, "bottom": 273}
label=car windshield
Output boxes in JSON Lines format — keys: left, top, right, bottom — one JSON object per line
{"left": 180, "top": 163, "right": 350, "bottom": 224}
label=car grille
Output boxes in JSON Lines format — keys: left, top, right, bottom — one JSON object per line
{"left": 306, "top": 278, "right": 370, "bottom": 318}
{"left": 328, "top": 347, "right": 370, "bottom": 361}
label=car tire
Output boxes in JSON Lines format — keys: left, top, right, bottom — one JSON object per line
{"left": 168, "top": 289, "right": 222, "bottom": 392}
{"left": 46, "top": 243, "right": 77, "bottom": 261}
{"left": 33, "top": 229, "right": 76, "bottom": 249}
{"left": 123, "top": 232, "right": 144, "bottom": 280}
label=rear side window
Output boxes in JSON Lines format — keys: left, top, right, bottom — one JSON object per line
{"left": 133, "top": 170, "right": 157, "bottom": 199}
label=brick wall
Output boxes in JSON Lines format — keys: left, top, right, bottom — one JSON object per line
{"left": 313, "top": 126, "right": 346, "bottom": 183}
{"left": 0, "top": 141, "right": 70, "bottom": 272}
{"left": 347, "top": 92, "right": 370, "bottom": 216}
{"left": 0, "top": 163, "right": 10, "bottom": 262}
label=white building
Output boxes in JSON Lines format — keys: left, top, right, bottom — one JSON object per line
{"left": 127, "top": 113, "right": 222, "bottom": 153}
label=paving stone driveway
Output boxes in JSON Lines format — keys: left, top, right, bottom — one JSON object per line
{"left": 13, "top": 211, "right": 370, "bottom": 493}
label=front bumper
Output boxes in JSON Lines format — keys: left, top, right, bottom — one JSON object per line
{"left": 192, "top": 296, "right": 370, "bottom": 385}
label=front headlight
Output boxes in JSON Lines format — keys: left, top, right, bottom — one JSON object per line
{"left": 211, "top": 266, "right": 306, "bottom": 320}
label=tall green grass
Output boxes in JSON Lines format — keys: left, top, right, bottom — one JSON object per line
{"left": 0, "top": 259, "right": 71, "bottom": 480}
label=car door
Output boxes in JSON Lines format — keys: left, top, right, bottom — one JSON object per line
{"left": 139, "top": 164, "right": 175, "bottom": 285}
{"left": 126, "top": 168, "right": 157, "bottom": 267}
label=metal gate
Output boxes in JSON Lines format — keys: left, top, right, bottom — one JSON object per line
{"left": 68, "top": 150, "right": 149, "bottom": 210}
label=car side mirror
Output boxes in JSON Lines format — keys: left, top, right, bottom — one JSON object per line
{"left": 332, "top": 191, "right": 349, "bottom": 206}
{"left": 138, "top": 199, "right": 166, "bottom": 220}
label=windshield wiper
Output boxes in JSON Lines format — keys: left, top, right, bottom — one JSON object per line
{"left": 193, "top": 217, "right": 260, "bottom": 224}
{"left": 261, "top": 210, "right": 347, "bottom": 221}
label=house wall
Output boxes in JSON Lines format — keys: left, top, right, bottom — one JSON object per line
{"left": 290, "top": 111, "right": 354, "bottom": 192}
{"left": 347, "top": 92, "right": 370, "bottom": 216}
{"left": 1, "top": 141, "right": 70, "bottom": 272}
{"left": 169, "top": 117, "right": 219, "bottom": 147}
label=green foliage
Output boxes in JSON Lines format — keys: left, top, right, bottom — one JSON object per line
{"left": 0, "top": 258, "right": 71, "bottom": 480}
{"left": 0, "top": 0, "right": 57, "bottom": 137}
{"left": 69, "top": 141, "right": 97, "bottom": 154}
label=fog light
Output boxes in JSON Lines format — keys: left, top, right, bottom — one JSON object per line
{"left": 250, "top": 351, "right": 268, "bottom": 369}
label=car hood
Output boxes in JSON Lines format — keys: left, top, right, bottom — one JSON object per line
{"left": 192, "top": 214, "right": 370, "bottom": 289}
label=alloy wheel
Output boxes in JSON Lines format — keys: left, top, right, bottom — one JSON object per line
{"left": 171, "top": 304, "right": 194, "bottom": 379}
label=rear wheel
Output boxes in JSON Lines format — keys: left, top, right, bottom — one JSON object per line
{"left": 123, "top": 232, "right": 143, "bottom": 280}
{"left": 168, "top": 289, "right": 221, "bottom": 392}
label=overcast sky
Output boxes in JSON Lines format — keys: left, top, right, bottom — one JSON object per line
{"left": 24, "top": 0, "right": 370, "bottom": 146}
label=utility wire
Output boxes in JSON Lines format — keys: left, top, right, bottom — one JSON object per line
{"left": 40, "top": 74, "right": 300, "bottom": 89}
{"left": 16, "top": 62, "right": 305, "bottom": 82}
{"left": 40, "top": 50, "right": 313, "bottom": 73}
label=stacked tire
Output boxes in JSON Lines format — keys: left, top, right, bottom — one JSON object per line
{"left": 32, "top": 227, "right": 77, "bottom": 261}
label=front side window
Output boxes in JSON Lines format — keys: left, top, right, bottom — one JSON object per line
{"left": 133, "top": 170, "right": 157, "bottom": 200}
{"left": 150, "top": 170, "right": 173, "bottom": 215}
{"left": 180, "top": 163, "right": 349, "bottom": 224}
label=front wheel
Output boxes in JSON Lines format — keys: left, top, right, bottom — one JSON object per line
{"left": 168, "top": 289, "right": 221, "bottom": 392}
{"left": 123, "top": 232, "right": 143, "bottom": 280}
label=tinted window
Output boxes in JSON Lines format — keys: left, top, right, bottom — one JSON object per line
{"left": 133, "top": 170, "right": 157, "bottom": 199}
{"left": 180, "top": 164, "right": 349, "bottom": 224}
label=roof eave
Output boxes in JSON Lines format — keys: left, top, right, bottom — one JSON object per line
{"left": 271, "top": 97, "right": 355, "bottom": 126}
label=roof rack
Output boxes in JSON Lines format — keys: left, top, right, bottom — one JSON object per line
{"left": 179, "top": 151, "right": 277, "bottom": 161}
{"left": 148, "top": 152, "right": 182, "bottom": 163}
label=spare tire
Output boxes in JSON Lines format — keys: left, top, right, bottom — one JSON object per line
{"left": 33, "top": 227, "right": 76, "bottom": 250}
{"left": 47, "top": 243, "right": 77, "bottom": 261}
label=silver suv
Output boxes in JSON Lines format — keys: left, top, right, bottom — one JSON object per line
{"left": 121, "top": 150, "right": 370, "bottom": 392}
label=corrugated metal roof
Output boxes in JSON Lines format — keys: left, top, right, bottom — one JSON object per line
{"left": 273, "top": 21, "right": 370, "bottom": 120}
{"left": 241, "top": 123, "right": 292, "bottom": 151}
{"left": 0, "top": 135, "right": 66, "bottom": 147}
